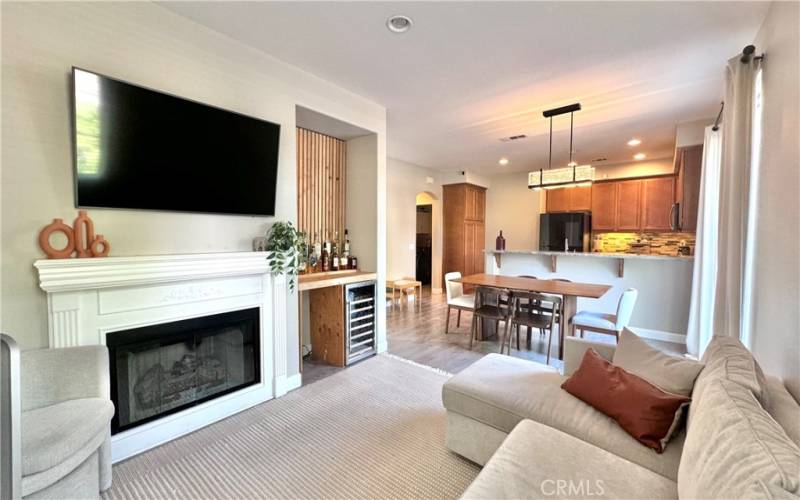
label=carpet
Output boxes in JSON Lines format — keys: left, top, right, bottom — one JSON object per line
{"left": 104, "top": 354, "right": 480, "bottom": 499}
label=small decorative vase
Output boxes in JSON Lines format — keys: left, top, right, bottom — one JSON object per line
{"left": 496, "top": 230, "right": 506, "bottom": 251}
{"left": 73, "top": 209, "right": 95, "bottom": 258}
{"left": 39, "top": 219, "right": 75, "bottom": 259}
{"left": 90, "top": 234, "right": 111, "bottom": 257}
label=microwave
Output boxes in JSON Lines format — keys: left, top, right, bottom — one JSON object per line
{"left": 539, "top": 212, "right": 592, "bottom": 252}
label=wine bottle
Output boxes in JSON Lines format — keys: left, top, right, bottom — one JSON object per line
{"left": 343, "top": 229, "right": 351, "bottom": 268}
{"left": 331, "top": 231, "right": 340, "bottom": 271}
{"left": 321, "top": 232, "right": 330, "bottom": 272}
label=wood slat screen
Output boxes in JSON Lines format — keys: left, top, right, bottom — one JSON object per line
{"left": 296, "top": 127, "right": 346, "bottom": 243}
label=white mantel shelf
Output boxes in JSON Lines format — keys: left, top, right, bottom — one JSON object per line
{"left": 484, "top": 249, "right": 692, "bottom": 277}
{"left": 33, "top": 251, "right": 295, "bottom": 462}
{"left": 34, "top": 251, "right": 271, "bottom": 292}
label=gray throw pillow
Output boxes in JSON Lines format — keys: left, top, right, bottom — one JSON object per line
{"left": 612, "top": 328, "right": 704, "bottom": 396}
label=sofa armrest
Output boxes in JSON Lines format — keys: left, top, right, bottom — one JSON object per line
{"left": 563, "top": 337, "right": 616, "bottom": 376}
{"left": 21, "top": 345, "right": 110, "bottom": 411}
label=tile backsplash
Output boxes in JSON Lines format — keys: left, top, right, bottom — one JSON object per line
{"left": 592, "top": 232, "right": 696, "bottom": 256}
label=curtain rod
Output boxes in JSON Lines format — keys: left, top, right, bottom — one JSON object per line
{"left": 741, "top": 44, "right": 764, "bottom": 63}
{"left": 712, "top": 102, "right": 724, "bottom": 132}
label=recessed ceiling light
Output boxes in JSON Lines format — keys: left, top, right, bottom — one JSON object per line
{"left": 634, "top": 153, "right": 646, "bottom": 161}
{"left": 386, "top": 15, "right": 413, "bottom": 33}
{"left": 627, "top": 138, "right": 642, "bottom": 146}
{"left": 498, "top": 158, "right": 509, "bottom": 166}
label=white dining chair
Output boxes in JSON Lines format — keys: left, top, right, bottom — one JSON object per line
{"left": 572, "top": 288, "right": 638, "bottom": 342}
{"left": 444, "top": 271, "right": 475, "bottom": 334}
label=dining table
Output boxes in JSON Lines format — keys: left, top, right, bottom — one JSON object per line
{"left": 454, "top": 273, "right": 612, "bottom": 360}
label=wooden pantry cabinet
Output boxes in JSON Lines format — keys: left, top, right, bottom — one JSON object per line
{"left": 443, "top": 183, "right": 486, "bottom": 284}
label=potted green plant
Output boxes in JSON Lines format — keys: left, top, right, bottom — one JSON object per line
{"left": 265, "top": 221, "right": 306, "bottom": 292}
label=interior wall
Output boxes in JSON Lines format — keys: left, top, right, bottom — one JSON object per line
{"left": 484, "top": 172, "right": 543, "bottom": 251}
{"left": 345, "top": 135, "right": 379, "bottom": 274}
{"left": 386, "top": 158, "right": 444, "bottom": 292}
{"left": 750, "top": 0, "right": 800, "bottom": 387}
{"left": 415, "top": 192, "right": 442, "bottom": 291}
{"left": 0, "top": 3, "right": 387, "bottom": 380}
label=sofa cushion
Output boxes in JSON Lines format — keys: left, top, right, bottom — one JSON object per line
{"left": 442, "top": 353, "right": 684, "bottom": 480}
{"left": 765, "top": 376, "right": 800, "bottom": 448}
{"left": 461, "top": 419, "right": 678, "bottom": 500}
{"left": 562, "top": 349, "right": 690, "bottom": 453}
{"left": 22, "top": 397, "right": 114, "bottom": 476}
{"left": 693, "top": 336, "right": 769, "bottom": 417}
{"left": 679, "top": 379, "right": 800, "bottom": 499}
{"left": 612, "top": 328, "right": 703, "bottom": 397}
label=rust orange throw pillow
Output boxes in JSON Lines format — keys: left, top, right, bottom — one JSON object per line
{"left": 561, "top": 349, "right": 691, "bottom": 453}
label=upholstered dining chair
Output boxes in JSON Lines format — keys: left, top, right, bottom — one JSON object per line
{"left": 572, "top": 288, "right": 639, "bottom": 342}
{"left": 444, "top": 272, "right": 475, "bottom": 333}
{"left": 506, "top": 291, "right": 561, "bottom": 363}
{"left": 470, "top": 286, "right": 511, "bottom": 349}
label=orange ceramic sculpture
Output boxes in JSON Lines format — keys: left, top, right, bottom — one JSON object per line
{"left": 90, "top": 235, "right": 110, "bottom": 257}
{"left": 73, "top": 209, "right": 95, "bottom": 258}
{"left": 39, "top": 211, "right": 111, "bottom": 259}
{"left": 38, "top": 219, "right": 75, "bottom": 259}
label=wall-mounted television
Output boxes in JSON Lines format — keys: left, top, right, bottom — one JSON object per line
{"left": 72, "top": 67, "right": 281, "bottom": 216}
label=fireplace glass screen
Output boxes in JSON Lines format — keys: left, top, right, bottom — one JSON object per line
{"left": 107, "top": 308, "right": 259, "bottom": 434}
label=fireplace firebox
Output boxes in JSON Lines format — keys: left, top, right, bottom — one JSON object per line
{"left": 107, "top": 308, "right": 260, "bottom": 434}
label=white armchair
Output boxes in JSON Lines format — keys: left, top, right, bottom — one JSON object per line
{"left": 444, "top": 272, "right": 475, "bottom": 334}
{"left": 1, "top": 334, "right": 114, "bottom": 499}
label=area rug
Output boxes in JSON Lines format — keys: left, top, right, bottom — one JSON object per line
{"left": 104, "top": 354, "right": 480, "bottom": 499}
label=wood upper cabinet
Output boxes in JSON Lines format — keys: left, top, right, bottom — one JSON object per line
{"left": 590, "top": 183, "right": 617, "bottom": 231}
{"left": 616, "top": 180, "right": 643, "bottom": 231}
{"left": 546, "top": 185, "right": 592, "bottom": 213}
{"left": 570, "top": 185, "right": 592, "bottom": 211}
{"left": 546, "top": 188, "right": 570, "bottom": 212}
{"left": 642, "top": 177, "right": 676, "bottom": 231}
{"left": 443, "top": 183, "right": 486, "bottom": 284}
{"left": 676, "top": 145, "right": 703, "bottom": 232}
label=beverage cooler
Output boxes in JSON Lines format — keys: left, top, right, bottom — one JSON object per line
{"left": 345, "top": 280, "right": 377, "bottom": 365}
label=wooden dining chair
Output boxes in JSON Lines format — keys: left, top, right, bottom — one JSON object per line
{"left": 506, "top": 291, "right": 561, "bottom": 364}
{"left": 470, "top": 286, "right": 511, "bottom": 350}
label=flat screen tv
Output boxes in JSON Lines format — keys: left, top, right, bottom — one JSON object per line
{"left": 72, "top": 67, "right": 280, "bottom": 216}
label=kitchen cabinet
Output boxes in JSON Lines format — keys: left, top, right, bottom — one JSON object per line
{"left": 616, "top": 180, "right": 643, "bottom": 231}
{"left": 545, "top": 185, "right": 592, "bottom": 213}
{"left": 443, "top": 183, "right": 486, "bottom": 285}
{"left": 642, "top": 177, "right": 676, "bottom": 231}
{"left": 675, "top": 145, "right": 703, "bottom": 232}
{"left": 590, "top": 183, "right": 617, "bottom": 230}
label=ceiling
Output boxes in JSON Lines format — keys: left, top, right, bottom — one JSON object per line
{"left": 159, "top": 1, "right": 769, "bottom": 173}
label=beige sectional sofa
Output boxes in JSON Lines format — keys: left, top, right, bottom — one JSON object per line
{"left": 443, "top": 335, "right": 800, "bottom": 499}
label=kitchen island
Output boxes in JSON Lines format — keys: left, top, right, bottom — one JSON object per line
{"left": 484, "top": 249, "right": 694, "bottom": 342}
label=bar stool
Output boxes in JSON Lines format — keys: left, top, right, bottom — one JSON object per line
{"left": 506, "top": 291, "right": 561, "bottom": 363}
{"left": 444, "top": 272, "right": 475, "bottom": 333}
{"left": 572, "top": 288, "right": 639, "bottom": 342}
{"left": 470, "top": 286, "right": 511, "bottom": 349}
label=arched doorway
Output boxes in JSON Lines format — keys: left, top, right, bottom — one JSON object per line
{"left": 415, "top": 191, "right": 442, "bottom": 293}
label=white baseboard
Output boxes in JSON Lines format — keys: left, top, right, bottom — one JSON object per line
{"left": 629, "top": 327, "right": 686, "bottom": 345}
{"left": 277, "top": 373, "right": 302, "bottom": 395}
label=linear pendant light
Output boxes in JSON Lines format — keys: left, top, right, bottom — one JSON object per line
{"left": 528, "top": 103, "right": 595, "bottom": 190}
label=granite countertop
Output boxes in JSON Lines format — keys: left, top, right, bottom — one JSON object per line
{"left": 484, "top": 249, "right": 694, "bottom": 261}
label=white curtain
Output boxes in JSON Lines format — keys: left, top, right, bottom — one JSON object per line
{"left": 686, "top": 126, "right": 722, "bottom": 357}
{"left": 713, "top": 55, "right": 763, "bottom": 347}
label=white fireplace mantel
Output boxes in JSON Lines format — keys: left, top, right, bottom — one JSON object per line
{"left": 34, "top": 251, "right": 295, "bottom": 462}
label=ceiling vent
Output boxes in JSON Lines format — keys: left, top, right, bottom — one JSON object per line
{"left": 592, "top": 157, "right": 608, "bottom": 162}
{"left": 499, "top": 134, "right": 527, "bottom": 143}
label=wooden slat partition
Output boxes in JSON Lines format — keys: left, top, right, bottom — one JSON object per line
{"left": 297, "top": 127, "right": 347, "bottom": 243}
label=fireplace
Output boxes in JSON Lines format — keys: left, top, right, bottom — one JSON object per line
{"left": 107, "top": 308, "right": 260, "bottom": 434}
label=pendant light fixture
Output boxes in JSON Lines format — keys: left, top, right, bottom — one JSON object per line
{"left": 528, "top": 103, "right": 595, "bottom": 190}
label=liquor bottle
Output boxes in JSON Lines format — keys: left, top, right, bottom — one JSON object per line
{"left": 311, "top": 231, "right": 321, "bottom": 272}
{"left": 343, "top": 229, "right": 351, "bottom": 268}
{"left": 299, "top": 233, "right": 308, "bottom": 273}
{"left": 331, "top": 231, "right": 340, "bottom": 271}
{"left": 321, "top": 232, "right": 330, "bottom": 272}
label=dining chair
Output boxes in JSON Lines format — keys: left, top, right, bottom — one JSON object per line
{"left": 470, "top": 286, "right": 511, "bottom": 349}
{"left": 514, "top": 276, "right": 539, "bottom": 347}
{"left": 505, "top": 291, "right": 561, "bottom": 363}
{"left": 572, "top": 288, "right": 639, "bottom": 342}
{"left": 444, "top": 272, "right": 475, "bottom": 333}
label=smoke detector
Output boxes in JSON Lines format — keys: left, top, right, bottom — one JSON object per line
{"left": 387, "top": 15, "right": 413, "bottom": 33}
